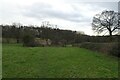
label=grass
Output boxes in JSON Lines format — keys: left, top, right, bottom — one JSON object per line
{"left": 3, "top": 44, "right": 118, "bottom": 78}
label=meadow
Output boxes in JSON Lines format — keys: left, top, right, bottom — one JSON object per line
{"left": 3, "top": 44, "right": 118, "bottom": 78}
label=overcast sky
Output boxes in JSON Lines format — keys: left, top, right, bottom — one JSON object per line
{"left": 0, "top": 0, "right": 119, "bottom": 35}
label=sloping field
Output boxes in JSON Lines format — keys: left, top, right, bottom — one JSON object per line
{"left": 3, "top": 44, "right": 118, "bottom": 78}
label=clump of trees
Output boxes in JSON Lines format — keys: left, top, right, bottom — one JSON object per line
{"left": 1, "top": 23, "right": 79, "bottom": 46}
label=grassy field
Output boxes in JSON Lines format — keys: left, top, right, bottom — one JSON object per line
{"left": 3, "top": 44, "right": 118, "bottom": 78}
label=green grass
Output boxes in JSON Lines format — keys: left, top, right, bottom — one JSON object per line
{"left": 3, "top": 44, "right": 118, "bottom": 78}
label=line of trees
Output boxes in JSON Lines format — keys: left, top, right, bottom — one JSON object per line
{"left": 1, "top": 23, "right": 77, "bottom": 45}
{"left": 1, "top": 23, "right": 119, "bottom": 45}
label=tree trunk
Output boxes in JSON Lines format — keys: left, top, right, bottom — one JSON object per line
{"left": 109, "top": 31, "right": 113, "bottom": 41}
{"left": 109, "top": 31, "right": 112, "bottom": 36}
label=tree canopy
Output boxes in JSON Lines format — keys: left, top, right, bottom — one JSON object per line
{"left": 92, "top": 10, "right": 120, "bottom": 36}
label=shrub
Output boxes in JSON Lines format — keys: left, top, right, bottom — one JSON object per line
{"left": 109, "top": 43, "right": 119, "bottom": 57}
{"left": 22, "top": 34, "right": 36, "bottom": 47}
{"left": 80, "top": 42, "right": 102, "bottom": 51}
{"left": 80, "top": 42, "right": 120, "bottom": 57}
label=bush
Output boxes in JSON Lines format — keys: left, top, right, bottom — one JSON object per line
{"left": 22, "top": 34, "right": 36, "bottom": 47}
{"left": 109, "top": 43, "right": 119, "bottom": 57}
{"left": 79, "top": 42, "right": 120, "bottom": 57}
{"left": 80, "top": 42, "right": 102, "bottom": 51}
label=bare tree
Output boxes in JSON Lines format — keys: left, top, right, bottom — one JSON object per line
{"left": 92, "top": 10, "right": 120, "bottom": 37}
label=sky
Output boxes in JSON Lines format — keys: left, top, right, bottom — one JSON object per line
{"left": 0, "top": 0, "right": 119, "bottom": 35}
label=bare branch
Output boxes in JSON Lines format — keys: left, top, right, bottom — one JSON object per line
{"left": 92, "top": 10, "right": 119, "bottom": 36}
